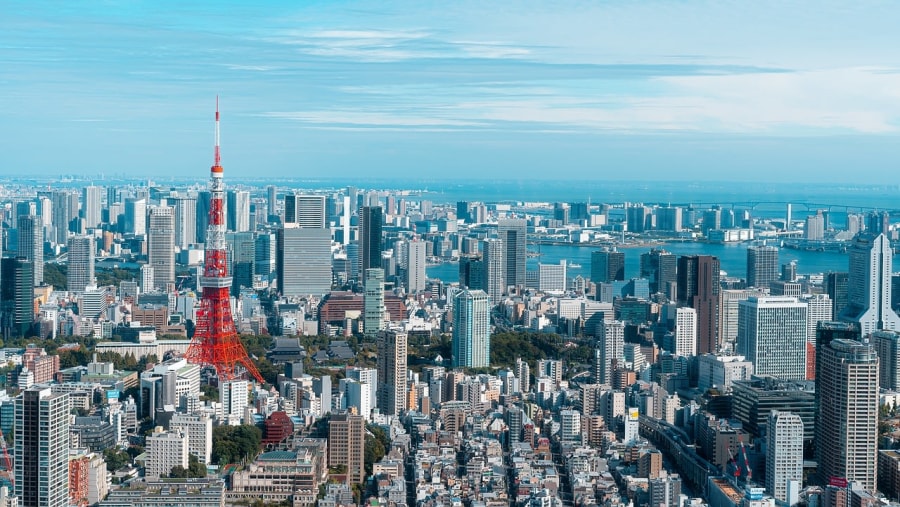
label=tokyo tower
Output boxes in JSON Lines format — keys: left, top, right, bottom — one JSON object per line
{"left": 184, "top": 100, "right": 264, "bottom": 383}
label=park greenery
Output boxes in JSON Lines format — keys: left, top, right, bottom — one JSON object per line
{"left": 211, "top": 425, "right": 262, "bottom": 466}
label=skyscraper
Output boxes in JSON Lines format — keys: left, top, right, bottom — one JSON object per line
{"left": 358, "top": 206, "right": 383, "bottom": 279}
{"left": 747, "top": 245, "right": 779, "bottom": 289}
{"left": 841, "top": 232, "right": 900, "bottom": 336}
{"left": 195, "top": 191, "right": 210, "bottom": 244}
{"left": 226, "top": 190, "right": 250, "bottom": 232}
{"left": 276, "top": 225, "right": 332, "bottom": 297}
{"left": 1, "top": 257, "right": 34, "bottom": 337}
{"left": 825, "top": 271, "right": 849, "bottom": 317}
{"left": 406, "top": 239, "right": 426, "bottom": 293}
{"left": 364, "top": 268, "right": 386, "bottom": 337}
{"left": 498, "top": 218, "right": 527, "bottom": 290}
{"left": 124, "top": 197, "right": 147, "bottom": 236}
{"left": 66, "top": 235, "right": 95, "bottom": 294}
{"left": 594, "top": 320, "right": 625, "bottom": 384}
{"left": 15, "top": 386, "right": 70, "bottom": 507}
{"left": 591, "top": 248, "right": 625, "bottom": 284}
{"left": 82, "top": 185, "right": 103, "bottom": 229}
{"left": 481, "top": 238, "right": 505, "bottom": 303}
{"left": 816, "top": 339, "right": 878, "bottom": 492}
{"left": 873, "top": 330, "right": 900, "bottom": 391}
{"left": 147, "top": 206, "right": 175, "bottom": 291}
{"left": 284, "top": 194, "right": 326, "bottom": 228}
{"left": 737, "top": 296, "right": 808, "bottom": 380}
{"left": 16, "top": 214, "right": 42, "bottom": 287}
{"left": 266, "top": 185, "right": 277, "bottom": 220}
{"left": 674, "top": 307, "right": 697, "bottom": 356}
{"left": 677, "top": 255, "right": 720, "bottom": 354}
{"left": 452, "top": 289, "right": 491, "bottom": 368}
{"left": 51, "top": 190, "right": 77, "bottom": 246}
{"left": 328, "top": 412, "right": 365, "bottom": 485}
{"left": 765, "top": 410, "right": 804, "bottom": 503}
{"left": 172, "top": 197, "right": 197, "bottom": 249}
{"left": 640, "top": 248, "right": 676, "bottom": 295}
{"left": 376, "top": 329, "right": 407, "bottom": 416}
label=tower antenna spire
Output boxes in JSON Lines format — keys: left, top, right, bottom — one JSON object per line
{"left": 214, "top": 96, "right": 221, "bottom": 167}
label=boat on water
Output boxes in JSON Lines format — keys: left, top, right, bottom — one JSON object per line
{"left": 568, "top": 263, "right": 582, "bottom": 268}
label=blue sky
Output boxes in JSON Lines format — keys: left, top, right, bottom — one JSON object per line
{"left": 2, "top": 0, "right": 900, "bottom": 183}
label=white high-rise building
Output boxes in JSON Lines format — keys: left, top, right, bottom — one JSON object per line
{"left": 276, "top": 225, "right": 332, "bottom": 297}
{"left": 220, "top": 380, "right": 248, "bottom": 425}
{"left": 802, "top": 294, "right": 833, "bottom": 343}
{"left": 342, "top": 379, "right": 372, "bottom": 420}
{"left": 124, "top": 197, "right": 147, "bottom": 236}
{"left": 284, "top": 194, "right": 326, "bottom": 228}
{"left": 623, "top": 407, "right": 639, "bottom": 444}
{"left": 147, "top": 206, "right": 175, "bottom": 291}
{"left": 674, "top": 307, "right": 697, "bottom": 356}
{"left": 697, "top": 354, "right": 754, "bottom": 393}
{"left": 345, "top": 367, "right": 377, "bottom": 409}
{"left": 538, "top": 261, "right": 567, "bottom": 293}
{"left": 595, "top": 320, "right": 625, "bottom": 384}
{"left": 406, "top": 239, "right": 427, "bottom": 293}
{"left": 173, "top": 197, "right": 197, "bottom": 249}
{"left": 765, "top": 410, "right": 803, "bottom": 503}
{"left": 140, "top": 264, "right": 154, "bottom": 294}
{"left": 227, "top": 190, "right": 250, "bottom": 232}
{"left": 841, "top": 232, "right": 900, "bottom": 335}
{"left": 82, "top": 185, "right": 103, "bottom": 229}
{"left": 719, "top": 288, "right": 767, "bottom": 349}
{"left": 560, "top": 409, "right": 581, "bottom": 442}
{"left": 170, "top": 412, "right": 213, "bottom": 465}
{"left": 145, "top": 428, "right": 189, "bottom": 480}
{"left": 737, "top": 296, "right": 808, "bottom": 380}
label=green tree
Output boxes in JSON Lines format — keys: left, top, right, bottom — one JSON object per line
{"left": 364, "top": 424, "right": 389, "bottom": 477}
{"left": 103, "top": 448, "right": 130, "bottom": 472}
{"left": 187, "top": 454, "right": 207, "bottom": 478}
{"left": 212, "top": 425, "right": 262, "bottom": 465}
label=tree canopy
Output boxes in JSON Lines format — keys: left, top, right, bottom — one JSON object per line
{"left": 212, "top": 425, "right": 261, "bottom": 465}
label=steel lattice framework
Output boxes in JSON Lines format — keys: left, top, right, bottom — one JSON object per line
{"left": 184, "top": 100, "right": 264, "bottom": 383}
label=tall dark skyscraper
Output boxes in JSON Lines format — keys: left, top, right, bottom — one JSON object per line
{"left": 17, "top": 214, "right": 42, "bottom": 287}
{"left": 456, "top": 201, "right": 470, "bottom": 223}
{"left": 825, "top": 271, "right": 849, "bottom": 317}
{"left": 640, "top": 248, "right": 675, "bottom": 294}
{"left": 196, "top": 191, "right": 210, "bottom": 244}
{"left": 591, "top": 248, "right": 625, "bottom": 284}
{"left": 677, "top": 255, "right": 720, "bottom": 354}
{"left": 498, "top": 218, "right": 527, "bottom": 290}
{"left": 747, "top": 245, "right": 779, "bottom": 289}
{"left": 358, "top": 206, "right": 383, "bottom": 279}
{"left": 1, "top": 257, "right": 34, "bottom": 338}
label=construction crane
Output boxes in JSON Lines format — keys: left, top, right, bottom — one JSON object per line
{"left": 0, "top": 429, "right": 13, "bottom": 486}
{"left": 738, "top": 435, "right": 752, "bottom": 481}
{"left": 727, "top": 447, "right": 741, "bottom": 478}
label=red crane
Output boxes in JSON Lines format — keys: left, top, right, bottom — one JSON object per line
{"left": 739, "top": 435, "right": 752, "bottom": 481}
{"left": 184, "top": 99, "right": 264, "bottom": 383}
{"left": 0, "top": 429, "right": 13, "bottom": 486}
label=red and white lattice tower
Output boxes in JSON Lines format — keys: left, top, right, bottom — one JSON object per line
{"left": 184, "top": 99, "right": 264, "bottom": 383}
